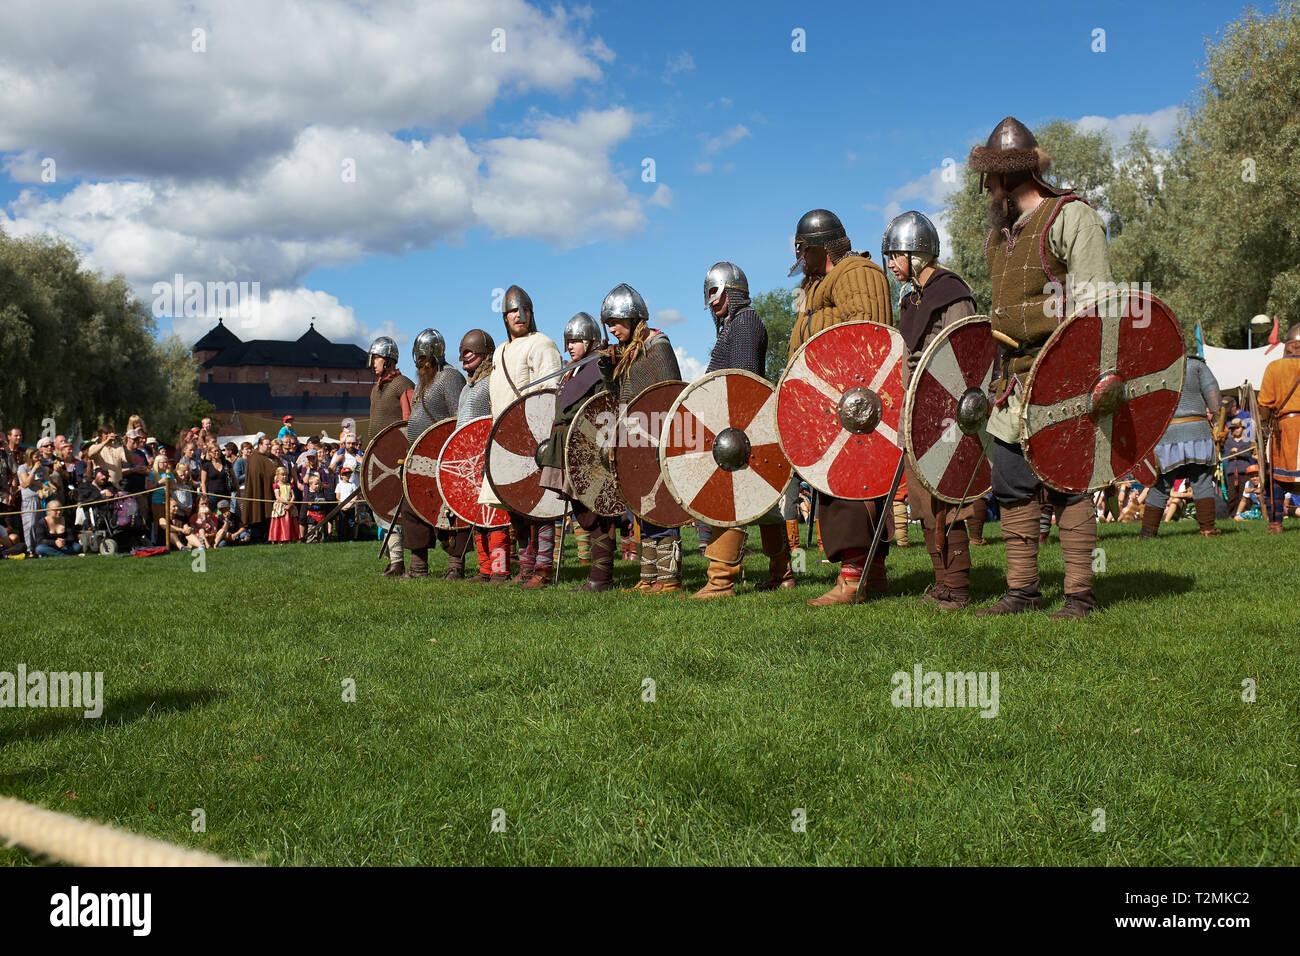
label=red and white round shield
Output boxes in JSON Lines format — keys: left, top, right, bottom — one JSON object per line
{"left": 486, "top": 389, "right": 566, "bottom": 520}
{"left": 777, "top": 321, "right": 905, "bottom": 499}
{"left": 1021, "top": 291, "right": 1186, "bottom": 493}
{"left": 565, "top": 392, "right": 624, "bottom": 517}
{"left": 614, "top": 380, "right": 691, "bottom": 528}
{"left": 360, "top": 419, "right": 409, "bottom": 525}
{"left": 402, "top": 417, "right": 459, "bottom": 527}
{"left": 902, "top": 316, "right": 997, "bottom": 503}
{"left": 659, "top": 369, "right": 791, "bottom": 527}
{"left": 436, "top": 417, "right": 510, "bottom": 527}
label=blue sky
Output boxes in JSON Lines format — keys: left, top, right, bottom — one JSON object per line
{"left": 0, "top": 0, "right": 1258, "bottom": 378}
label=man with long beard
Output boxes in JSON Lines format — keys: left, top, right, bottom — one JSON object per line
{"left": 480, "top": 285, "right": 562, "bottom": 587}
{"left": 784, "top": 209, "right": 895, "bottom": 606}
{"left": 396, "top": 329, "right": 465, "bottom": 579}
{"left": 690, "top": 261, "right": 794, "bottom": 599}
{"left": 367, "top": 335, "right": 414, "bottom": 575}
{"left": 882, "top": 211, "right": 979, "bottom": 609}
{"left": 967, "top": 116, "right": 1112, "bottom": 619}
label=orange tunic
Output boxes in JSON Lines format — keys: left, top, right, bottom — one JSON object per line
{"left": 1259, "top": 354, "right": 1300, "bottom": 481}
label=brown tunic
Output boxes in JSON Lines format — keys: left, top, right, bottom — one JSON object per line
{"left": 368, "top": 372, "right": 414, "bottom": 450}
{"left": 241, "top": 451, "right": 279, "bottom": 526}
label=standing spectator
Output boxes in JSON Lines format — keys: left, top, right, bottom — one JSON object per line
{"left": 176, "top": 438, "right": 202, "bottom": 478}
{"left": 200, "top": 440, "right": 235, "bottom": 510}
{"left": 299, "top": 473, "right": 330, "bottom": 537}
{"left": 1220, "top": 419, "right": 1255, "bottom": 515}
{"left": 1223, "top": 395, "right": 1254, "bottom": 442}
{"left": 330, "top": 432, "right": 362, "bottom": 477}
{"left": 147, "top": 451, "right": 173, "bottom": 544}
{"left": 0, "top": 427, "right": 17, "bottom": 536}
{"left": 88, "top": 426, "right": 129, "bottom": 488}
{"left": 277, "top": 415, "right": 298, "bottom": 441}
{"left": 234, "top": 442, "right": 251, "bottom": 493}
{"left": 268, "top": 466, "right": 299, "bottom": 543}
{"left": 120, "top": 430, "right": 151, "bottom": 503}
{"left": 17, "top": 448, "right": 52, "bottom": 554}
{"left": 33, "top": 499, "right": 82, "bottom": 557}
{"left": 334, "top": 465, "right": 359, "bottom": 541}
{"left": 172, "top": 460, "right": 197, "bottom": 516}
{"left": 242, "top": 434, "right": 278, "bottom": 540}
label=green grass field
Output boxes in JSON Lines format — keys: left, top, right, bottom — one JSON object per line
{"left": 2, "top": 516, "right": 1296, "bottom": 866}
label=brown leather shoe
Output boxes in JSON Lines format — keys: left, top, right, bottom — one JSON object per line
{"left": 468, "top": 572, "right": 492, "bottom": 583}
{"left": 489, "top": 573, "right": 511, "bottom": 584}
{"left": 691, "top": 582, "right": 735, "bottom": 599}
{"left": 922, "top": 584, "right": 970, "bottom": 610}
{"left": 521, "top": 570, "right": 550, "bottom": 589}
{"left": 1267, "top": 522, "right": 1283, "bottom": 534}
{"left": 808, "top": 575, "right": 866, "bottom": 606}
{"left": 648, "top": 580, "right": 682, "bottom": 595}
{"left": 1198, "top": 528, "right": 1223, "bottom": 537}
{"left": 569, "top": 579, "right": 612, "bottom": 593}
{"left": 974, "top": 587, "right": 1043, "bottom": 616}
{"left": 381, "top": 561, "right": 405, "bottom": 577}
{"left": 754, "top": 577, "right": 797, "bottom": 592}
{"left": 1049, "top": 589, "right": 1096, "bottom": 620}
{"left": 396, "top": 568, "right": 429, "bottom": 580}
{"left": 622, "top": 579, "right": 656, "bottom": 594}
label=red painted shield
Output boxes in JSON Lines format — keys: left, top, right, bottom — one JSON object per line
{"left": 1129, "top": 451, "right": 1161, "bottom": 487}
{"left": 615, "top": 380, "right": 691, "bottom": 527}
{"left": 659, "top": 369, "right": 791, "bottom": 527}
{"left": 360, "top": 419, "right": 409, "bottom": 525}
{"left": 486, "top": 389, "right": 566, "bottom": 520}
{"left": 436, "top": 417, "right": 510, "bottom": 527}
{"left": 902, "top": 316, "right": 997, "bottom": 503}
{"left": 777, "top": 321, "right": 905, "bottom": 499}
{"left": 566, "top": 392, "right": 625, "bottom": 517}
{"left": 402, "top": 418, "right": 460, "bottom": 527}
{"left": 1022, "top": 291, "right": 1186, "bottom": 493}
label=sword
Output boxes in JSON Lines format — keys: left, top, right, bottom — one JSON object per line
{"left": 855, "top": 455, "right": 905, "bottom": 600}
{"left": 521, "top": 352, "right": 604, "bottom": 391}
{"left": 805, "top": 491, "right": 818, "bottom": 550}
{"left": 553, "top": 505, "right": 570, "bottom": 586}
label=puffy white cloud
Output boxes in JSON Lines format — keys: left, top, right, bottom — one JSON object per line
{"left": 170, "top": 287, "right": 397, "bottom": 349}
{"left": 646, "top": 184, "right": 672, "bottom": 208}
{"left": 654, "top": 309, "right": 685, "bottom": 326}
{"left": 1076, "top": 106, "right": 1183, "bottom": 146}
{"left": 674, "top": 346, "right": 706, "bottom": 382}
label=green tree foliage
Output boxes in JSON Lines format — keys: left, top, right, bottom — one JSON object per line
{"left": 0, "top": 228, "right": 199, "bottom": 437}
{"left": 751, "top": 287, "right": 799, "bottom": 382}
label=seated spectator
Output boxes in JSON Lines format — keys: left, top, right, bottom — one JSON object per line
{"left": 1118, "top": 482, "right": 1147, "bottom": 522}
{"left": 0, "top": 521, "right": 26, "bottom": 558}
{"left": 1163, "top": 477, "right": 1193, "bottom": 522}
{"left": 214, "top": 499, "right": 249, "bottom": 546}
{"left": 268, "top": 466, "right": 299, "bottom": 543}
{"left": 1234, "top": 469, "right": 1262, "bottom": 519}
{"left": 334, "top": 466, "right": 359, "bottom": 541}
{"left": 1286, "top": 491, "right": 1300, "bottom": 519}
{"left": 191, "top": 501, "right": 219, "bottom": 549}
{"left": 33, "top": 499, "right": 83, "bottom": 558}
{"left": 1220, "top": 420, "right": 1254, "bottom": 515}
{"left": 76, "top": 467, "right": 116, "bottom": 528}
{"left": 161, "top": 498, "right": 196, "bottom": 550}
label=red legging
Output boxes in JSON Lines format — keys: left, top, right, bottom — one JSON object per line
{"left": 475, "top": 528, "right": 511, "bottom": 575}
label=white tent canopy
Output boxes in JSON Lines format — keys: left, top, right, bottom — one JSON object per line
{"left": 1203, "top": 344, "right": 1282, "bottom": 390}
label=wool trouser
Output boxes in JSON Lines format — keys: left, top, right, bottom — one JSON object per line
{"left": 816, "top": 492, "right": 891, "bottom": 574}
{"left": 1223, "top": 472, "right": 1247, "bottom": 515}
{"left": 1144, "top": 463, "right": 1215, "bottom": 509}
{"left": 991, "top": 438, "right": 1095, "bottom": 596}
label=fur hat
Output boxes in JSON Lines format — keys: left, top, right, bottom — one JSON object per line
{"left": 968, "top": 117, "right": 1070, "bottom": 197}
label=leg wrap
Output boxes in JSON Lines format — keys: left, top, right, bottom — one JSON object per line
{"left": 999, "top": 499, "right": 1043, "bottom": 592}
{"left": 1056, "top": 498, "right": 1097, "bottom": 596}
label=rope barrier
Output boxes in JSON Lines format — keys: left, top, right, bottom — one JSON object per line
{"left": 1, "top": 488, "right": 356, "bottom": 518}
{"left": 0, "top": 795, "right": 245, "bottom": 867}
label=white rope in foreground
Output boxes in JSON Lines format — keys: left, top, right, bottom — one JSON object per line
{"left": 0, "top": 796, "right": 246, "bottom": 867}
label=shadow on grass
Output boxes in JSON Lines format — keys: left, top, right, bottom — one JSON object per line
{"left": 0, "top": 687, "right": 223, "bottom": 747}
{"left": 891, "top": 567, "right": 1195, "bottom": 602}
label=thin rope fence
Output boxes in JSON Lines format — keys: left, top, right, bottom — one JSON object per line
{"left": 0, "top": 795, "right": 245, "bottom": 867}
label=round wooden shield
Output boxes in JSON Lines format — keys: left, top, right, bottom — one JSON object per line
{"left": 1021, "top": 291, "right": 1186, "bottom": 493}
{"left": 614, "top": 380, "right": 691, "bottom": 528}
{"left": 436, "top": 417, "right": 510, "bottom": 527}
{"left": 402, "top": 417, "right": 459, "bottom": 527}
{"left": 777, "top": 321, "right": 905, "bottom": 499}
{"left": 565, "top": 392, "right": 624, "bottom": 517}
{"left": 1129, "top": 451, "right": 1160, "bottom": 487}
{"left": 659, "top": 369, "right": 791, "bottom": 528}
{"left": 486, "top": 389, "right": 566, "bottom": 520}
{"left": 902, "top": 316, "right": 997, "bottom": 503}
{"left": 360, "top": 419, "right": 409, "bottom": 525}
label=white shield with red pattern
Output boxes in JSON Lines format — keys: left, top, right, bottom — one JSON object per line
{"left": 437, "top": 417, "right": 510, "bottom": 527}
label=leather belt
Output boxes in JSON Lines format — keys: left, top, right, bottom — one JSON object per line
{"left": 1169, "top": 415, "right": 1207, "bottom": 424}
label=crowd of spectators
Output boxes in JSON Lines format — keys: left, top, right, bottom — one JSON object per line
{"left": 0, "top": 414, "right": 369, "bottom": 559}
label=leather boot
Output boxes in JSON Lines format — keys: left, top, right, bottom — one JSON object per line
{"left": 923, "top": 525, "right": 944, "bottom": 588}
{"left": 521, "top": 570, "right": 550, "bottom": 589}
{"left": 807, "top": 574, "right": 863, "bottom": 606}
{"left": 1195, "top": 498, "right": 1222, "bottom": 536}
{"left": 625, "top": 538, "right": 658, "bottom": 593}
{"left": 1057, "top": 498, "right": 1098, "bottom": 611}
{"left": 572, "top": 529, "right": 614, "bottom": 592}
{"left": 1267, "top": 521, "right": 1283, "bottom": 533}
{"left": 650, "top": 537, "right": 682, "bottom": 594}
{"left": 967, "top": 500, "right": 986, "bottom": 545}
{"left": 925, "top": 523, "right": 970, "bottom": 610}
{"left": 785, "top": 519, "right": 800, "bottom": 554}
{"left": 756, "top": 523, "right": 796, "bottom": 591}
{"left": 692, "top": 527, "right": 745, "bottom": 599}
{"left": 443, "top": 531, "right": 468, "bottom": 580}
{"left": 979, "top": 499, "right": 1041, "bottom": 612}
{"left": 1050, "top": 587, "right": 1096, "bottom": 619}
{"left": 1138, "top": 504, "right": 1162, "bottom": 539}
{"left": 443, "top": 554, "right": 465, "bottom": 581}
{"left": 382, "top": 559, "right": 405, "bottom": 576}
{"left": 398, "top": 548, "right": 429, "bottom": 579}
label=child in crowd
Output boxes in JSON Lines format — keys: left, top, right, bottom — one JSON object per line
{"left": 268, "top": 466, "right": 299, "bottom": 543}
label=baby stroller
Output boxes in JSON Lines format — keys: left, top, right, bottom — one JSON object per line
{"left": 78, "top": 484, "right": 146, "bottom": 555}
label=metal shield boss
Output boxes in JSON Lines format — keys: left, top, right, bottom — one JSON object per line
{"left": 360, "top": 419, "right": 410, "bottom": 526}
{"left": 659, "top": 369, "right": 792, "bottom": 527}
{"left": 902, "top": 316, "right": 997, "bottom": 503}
{"left": 777, "top": 321, "right": 905, "bottom": 499}
{"left": 565, "top": 392, "right": 625, "bottom": 517}
{"left": 615, "top": 381, "right": 691, "bottom": 528}
{"left": 437, "top": 417, "right": 510, "bottom": 527}
{"left": 402, "top": 417, "right": 460, "bottom": 527}
{"left": 1021, "top": 291, "right": 1186, "bottom": 493}
{"left": 486, "top": 389, "right": 566, "bottom": 520}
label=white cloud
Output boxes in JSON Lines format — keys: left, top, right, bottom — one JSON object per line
{"left": 170, "top": 287, "right": 397, "bottom": 349}
{"left": 704, "top": 125, "right": 750, "bottom": 155}
{"left": 674, "top": 346, "right": 706, "bottom": 382}
{"left": 885, "top": 164, "right": 963, "bottom": 219}
{"left": 655, "top": 309, "right": 686, "bottom": 326}
{"left": 694, "top": 161, "right": 712, "bottom": 175}
{"left": 646, "top": 184, "right": 672, "bottom": 208}
{"left": 1076, "top": 106, "right": 1183, "bottom": 147}
{"left": 663, "top": 51, "right": 695, "bottom": 81}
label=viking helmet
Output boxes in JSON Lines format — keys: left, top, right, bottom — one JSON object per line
{"left": 703, "top": 261, "right": 748, "bottom": 307}
{"left": 600, "top": 283, "right": 649, "bottom": 325}
{"left": 564, "top": 312, "right": 603, "bottom": 347}
{"left": 967, "top": 116, "right": 1070, "bottom": 196}
{"left": 412, "top": 328, "right": 446, "bottom": 367}
{"left": 791, "top": 209, "right": 848, "bottom": 275}
{"left": 368, "top": 335, "right": 399, "bottom": 365}
{"left": 882, "top": 211, "right": 941, "bottom": 280}
{"left": 459, "top": 329, "right": 496, "bottom": 358}
{"left": 501, "top": 284, "right": 535, "bottom": 333}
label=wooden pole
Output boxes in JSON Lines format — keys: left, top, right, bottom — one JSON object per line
{"left": 164, "top": 476, "right": 173, "bottom": 552}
